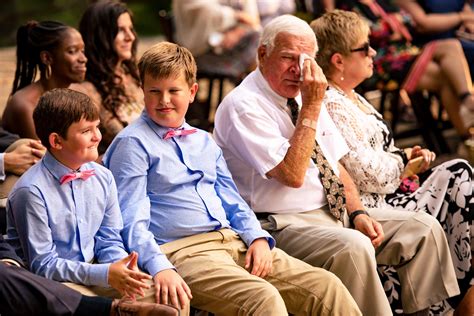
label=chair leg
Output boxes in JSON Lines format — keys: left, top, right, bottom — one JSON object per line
{"left": 217, "top": 77, "right": 225, "bottom": 105}
{"left": 204, "top": 78, "right": 214, "bottom": 121}
{"left": 390, "top": 91, "right": 401, "bottom": 132}
{"left": 379, "top": 90, "right": 387, "bottom": 118}
{"left": 410, "top": 92, "right": 451, "bottom": 154}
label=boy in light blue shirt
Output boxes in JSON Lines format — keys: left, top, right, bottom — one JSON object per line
{"left": 6, "top": 89, "right": 154, "bottom": 302}
{"left": 103, "top": 41, "right": 361, "bottom": 315}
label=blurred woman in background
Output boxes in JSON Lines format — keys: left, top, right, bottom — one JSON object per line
{"left": 78, "top": 0, "right": 143, "bottom": 154}
{"left": 2, "top": 21, "right": 87, "bottom": 138}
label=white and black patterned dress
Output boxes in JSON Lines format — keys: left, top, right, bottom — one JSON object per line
{"left": 325, "top": 87, "right": 473, "bottom": 314}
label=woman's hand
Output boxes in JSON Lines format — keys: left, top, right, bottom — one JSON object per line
{"left": 408, "top": 145, "right": 435, "bottom": 173}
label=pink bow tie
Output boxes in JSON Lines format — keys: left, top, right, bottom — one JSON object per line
{"left": 60, "top": 169, "right": 96, "bottom": 185}
{"left": 163, "top": 128, "right": 197, "bottom": 140}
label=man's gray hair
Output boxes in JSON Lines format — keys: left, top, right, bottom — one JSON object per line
{"left": 259, "top": 14, "right": 318, "bottom": 55}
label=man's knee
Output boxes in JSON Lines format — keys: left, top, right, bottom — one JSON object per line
{"left": 0, "top": 264, "right": 18, "bottom": 285}
{"left": 335, "top": 230, "right": 375, "bottom": 264}
{"left": 411, "top": 211, "right": 443, "bottom": 233}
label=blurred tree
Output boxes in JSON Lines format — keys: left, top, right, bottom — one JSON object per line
{"left": 0, "top": 0, "right": 170, "bottom": 47}
{"left": 0, "top": 0, "right": 88, "bottom": 46}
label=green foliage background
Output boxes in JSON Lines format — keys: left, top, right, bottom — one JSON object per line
{"left": 0, "top": 0, "right": 171, "bottom": 47}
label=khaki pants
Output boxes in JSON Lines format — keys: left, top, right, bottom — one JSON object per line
{"left": 260, "top": 207, "right": 460, "bottom": 315}
{"left": 63, "top": 229, "right": 361, "bottom": 316}
{"left": 159, "top": 228, "right": 361, "bottom": 316}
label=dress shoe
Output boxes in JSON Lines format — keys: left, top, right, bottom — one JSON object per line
{"left": 110, "top": 297, "right": 179, "bottom": 316}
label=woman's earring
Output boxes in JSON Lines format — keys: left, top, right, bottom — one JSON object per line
{"left": 341, "top": 76, "right": 344, "bottom": 81}
{"left": 45, "top": 64, "right": 51, "bottom": 80}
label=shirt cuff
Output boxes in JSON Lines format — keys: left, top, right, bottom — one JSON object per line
{"left": 89, "top": 263, "right": 110, "bottom": 287}
{"left": 145, "top": 254, "right": 175, "bottom": 278}
{"left": 0, "top": 153, "right": 5, "bottom": 181}
{"left": 241, "top": 230, "right": 276, "bottom": 250}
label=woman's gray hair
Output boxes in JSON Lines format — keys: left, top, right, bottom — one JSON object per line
{"left": 259, "top": 14, "right": 317, "bottom": 56}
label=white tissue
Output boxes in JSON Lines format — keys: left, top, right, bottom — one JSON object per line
{"left": 299, "top": 53, "right": 311, "bottom": 81}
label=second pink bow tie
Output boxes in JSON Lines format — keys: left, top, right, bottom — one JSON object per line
{"left": 60, "top": 169, "right": 96, "bottom": 185}
{"left": 163, "top": 128, "right": 197, "bottom": 140}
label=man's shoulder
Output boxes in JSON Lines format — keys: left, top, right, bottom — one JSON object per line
{"left": 218, "top": 81, "right": 264, "bottom": 116}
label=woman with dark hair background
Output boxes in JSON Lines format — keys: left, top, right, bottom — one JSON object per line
{"left": 2, "top": 20, "right": 87, "bottom": 138}
{"left": 78, "top": 0, "right": 143, "bottom": 154}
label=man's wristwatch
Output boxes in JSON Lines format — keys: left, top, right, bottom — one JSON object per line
{"left": 349, "top": 210, "right": 370, "bottom": 226}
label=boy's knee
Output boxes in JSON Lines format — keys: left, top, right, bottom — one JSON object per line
{"left": 247, "top": 282, "right": 287, "bottom": 313}
{"left": 305, "top": 268, "right": 344, "bottom": 295}
{"left": 299, "top": 270, "right": 361, "bottom": 315}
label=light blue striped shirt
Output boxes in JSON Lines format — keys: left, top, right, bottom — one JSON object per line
{"left": 103, "top": 111, "right": 274, "bottom": 277}
{"left": 7, "top": 151, "right": 128, "bottom": 286}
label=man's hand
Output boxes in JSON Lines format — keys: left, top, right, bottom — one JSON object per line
{"left": 108, "top": 252, "right": 152, "bottom": 298}
{"left": 245, "top": 238, "right": 273, "bottom": 278}
{"left": 222, "top": 27, "right": 248, "bottom": 50}
{"left": 4, "top": 139, "right": 45, "bottom": 176}
{"left": 353, "top": 215, "right": 384, "bottom": 248}
{"left": 153, "top": 269, "right": 192, "bottom": 310}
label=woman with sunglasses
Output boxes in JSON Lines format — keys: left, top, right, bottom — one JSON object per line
{"left": 323, "top": 0, "right": 474, "bottom": 143}
{"left": 311, "top": 9, "right": 473, "bottom": 315}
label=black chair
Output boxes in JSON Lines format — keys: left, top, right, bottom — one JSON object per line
{"left": 375, "top": 86, "right": 452, "bottom": 154}
{"left": 0, "top": 206, "right": 5, "bottom": 235}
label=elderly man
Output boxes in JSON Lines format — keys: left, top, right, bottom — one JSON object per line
{"left": 214, "top": 14, "right": 459, "bottom": 316}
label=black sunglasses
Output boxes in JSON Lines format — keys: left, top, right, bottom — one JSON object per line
{"left": 350, "top": 42, "right": 371, "bottom": 56}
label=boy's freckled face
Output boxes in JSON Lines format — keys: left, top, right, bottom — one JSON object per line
{"left": 57, "top": 118, "right": 101, "bottom": 169}
{"left": 142, "top": 72, "right": 198, "bottom": 128}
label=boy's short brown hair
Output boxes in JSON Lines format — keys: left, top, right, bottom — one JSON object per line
{"left": 138, "top": 41, "right": 197, "bottom": 86}
{"left": 33, "top": 88, "right": 99, "bottom": 149}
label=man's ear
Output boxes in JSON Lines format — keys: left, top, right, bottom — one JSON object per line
{"left": 257, "top": 45, "right": 267, "bottom": 65}
{"left": 49, "top": 133, "right": 62, "bottom": 150}
{"left": 330, "top": 52, "right": 345, "bottom": 73}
